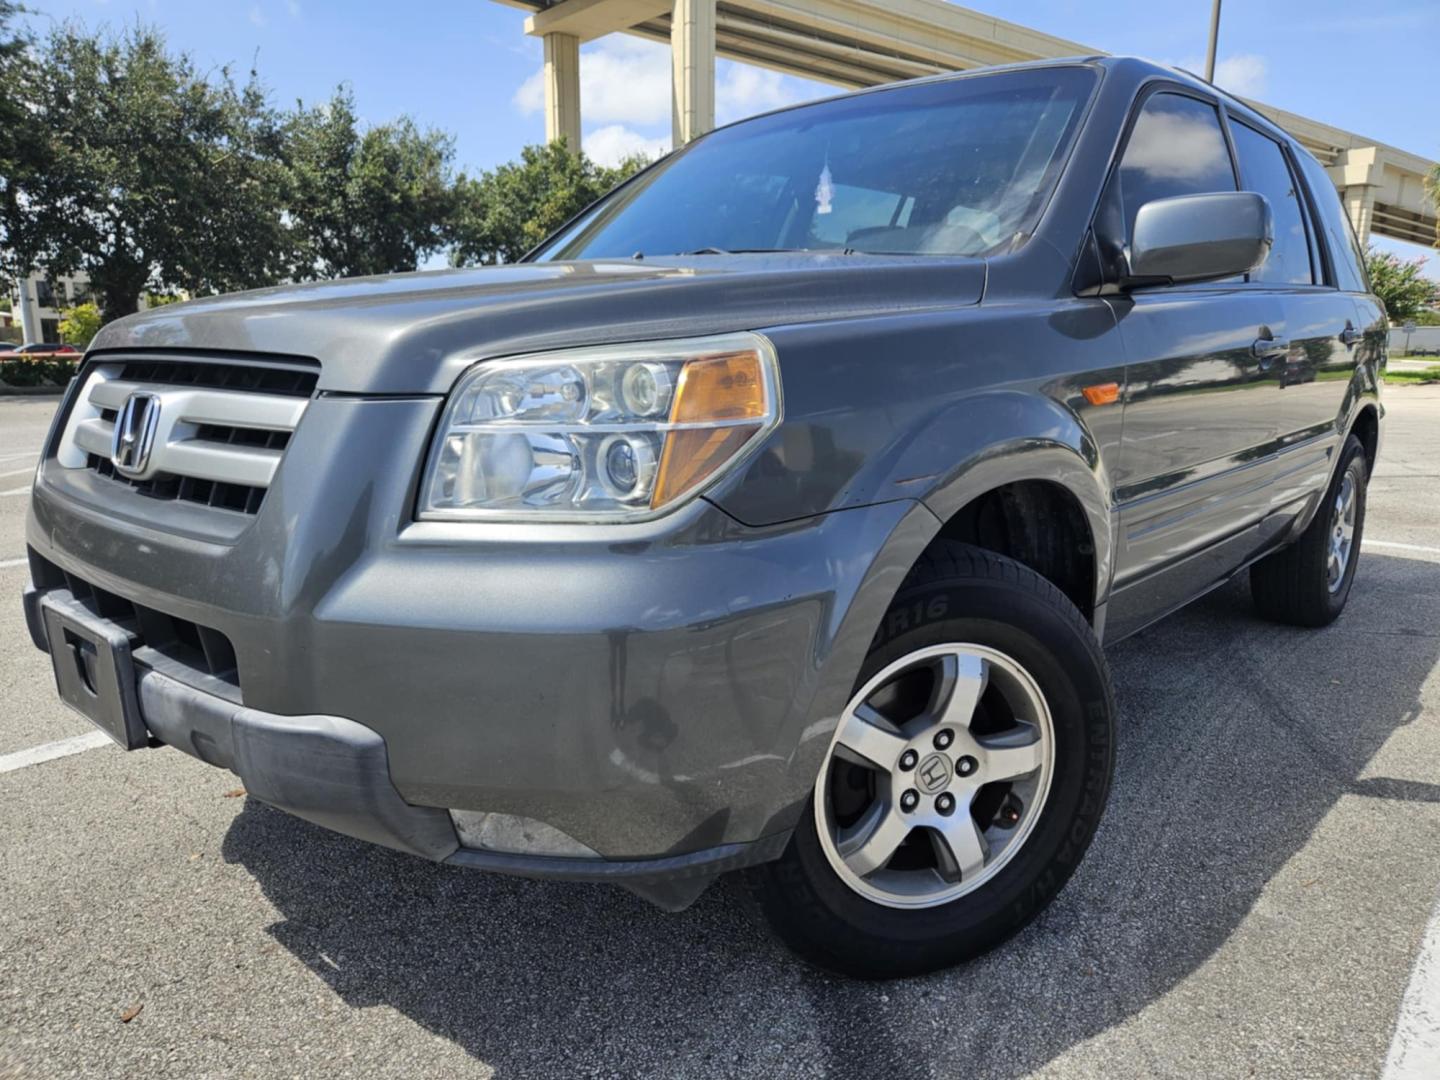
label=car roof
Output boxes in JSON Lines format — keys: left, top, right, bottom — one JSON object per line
{"left": 701, "top": 54, "right": 1304, "bottom": 159}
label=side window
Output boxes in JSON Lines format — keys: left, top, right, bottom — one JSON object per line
{"left": 1230, "top": 123, "right": 1314, "bottom": 284}
{"left": 1294, "top": 150, "right": 1370, "bottom": 293}
{"left": 1114, "top": 92, "right": 1236, "bottom": 239}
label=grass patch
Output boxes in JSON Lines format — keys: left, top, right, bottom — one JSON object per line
{"left": 1384, "top": 368, "right": 1440, "bottom": 385}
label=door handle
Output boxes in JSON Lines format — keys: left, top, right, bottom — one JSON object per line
{"left": 1251, "top": 336, "right": 1289, "bottom": 360}
{"left": 1339, "top": 326, "right": 1362, "bottom": 346}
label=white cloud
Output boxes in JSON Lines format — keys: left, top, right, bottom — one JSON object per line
{"left": 287, "top": 0, "right": 302, "bottom": 18}
{"left": 1175, "top": 53, "right": 1268, "bottom": 98}
{"left": 248, "top": 5, "right": 267, "bottom": 28}
{"left": 585, "top": 124, "right": 670, "bottom": 167}
{"left": 514, "top": 38, "right": 831, "bottom": 132}
{"left": 515, "top": 37, "right": 671, "bottom": 127}
{"left": 715, "top": 62, "right": 823, "bottom": 125}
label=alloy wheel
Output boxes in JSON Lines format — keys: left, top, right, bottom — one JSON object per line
{"left": 814, "top": 643, "right": 1055, "bottom": 909}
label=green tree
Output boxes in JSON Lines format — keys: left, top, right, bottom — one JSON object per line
{"left": 284, "top": 88, "right": 456, "bottom": 279}
{"left": 58, "top": 301, "right": 102, "bottom": 347}
{"left": 1366, "top": 246, "right": 1435, "bottom": 323}
{"left": 449, "top": 140, "right": 650, "bottom": 266}
{"left": 9, "top": 23, "right": 292, "bottom": 321}
{"left": 0, "top": 2, "right": 51, "bottom": 282}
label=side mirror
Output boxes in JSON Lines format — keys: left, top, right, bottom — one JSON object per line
{"left": 1124, "top": 192, "right": 1273, "bottom": 288}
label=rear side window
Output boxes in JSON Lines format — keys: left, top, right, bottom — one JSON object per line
{"left": 1114, "top": 92, "right": 1236, "bottom": 238}
{"left": 1230, "top": 122, "right": 1314, "bottom": 284}
{"left": 1294, "top": 150, "right": 1370, "bottom": 293}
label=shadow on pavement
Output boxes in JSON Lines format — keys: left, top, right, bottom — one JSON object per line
{"left": 222, "top": 553, "right": 1440, "bottom": 1078}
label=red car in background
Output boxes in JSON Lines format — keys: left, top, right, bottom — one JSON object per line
{"left": 0, "top": 342, "right": 80, "bottom": 359}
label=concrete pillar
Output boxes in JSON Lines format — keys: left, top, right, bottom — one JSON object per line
{"left": 543, "top": 32, "right": 582, "bottom": 151}
{"left": 14, "top": 276, "right": 40, "bottom": 344}
{"left": 1329, "top": 147, "right": 1381, "bottom": 246}
{"left": 670, "top": 0, "right": 716, "bottom": 147}
{"left": 1343, "top": 185, "right": 1376, "bottom": 245}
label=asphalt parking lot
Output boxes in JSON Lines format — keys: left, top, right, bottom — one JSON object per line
{"left": 2, "top": 388, "right": 1439, "bottom": 1079}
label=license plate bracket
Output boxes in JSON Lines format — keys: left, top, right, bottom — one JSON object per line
{"left": 39, "top": 592, "right": 149, "bottom": 750}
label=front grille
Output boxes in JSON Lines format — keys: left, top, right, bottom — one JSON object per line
{"left": 113, "top": 358, "right": 317, "bottom": 398}
{"left": 54, "top": 355, "right": 317, "bottom": 517}
{"left": 31, "top": 553, "right": 241, "bottom": 694}
{"left": 85, "top": 453, "right": 267, "bottom": 514}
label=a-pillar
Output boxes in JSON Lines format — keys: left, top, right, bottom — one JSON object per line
{"left": 670, "top": 0, "right": 715, "bottom": 147}
{"left": 543, "top": 32, "right": 583, "bottom": 151}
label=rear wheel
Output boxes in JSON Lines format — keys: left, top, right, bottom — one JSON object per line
{"left": 1251, "top": 434, "right": 1368, "bottom": 627}
{"left": 751, "top": 543, "right": 1114, "bottom": 979}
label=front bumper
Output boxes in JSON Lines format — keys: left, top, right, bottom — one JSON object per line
{"left": 25, "top": 395, "right": 939, "bottom": 902}
{"left": 23, "top": 588, "right": 791, "bottom": 909}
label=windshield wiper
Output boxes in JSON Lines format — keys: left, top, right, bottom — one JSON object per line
{"left": 676, "top": 247, "right": 816, "bottom": 256}
{"left": 675, "top": 246, "right": 884, "bottom": 256}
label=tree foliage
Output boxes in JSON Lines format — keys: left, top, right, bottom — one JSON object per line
{"left": 284, "top": 88, "right": 455, "bottom": 279}
{"left": 1366, "top": 246, "right": 1436, "bottom": 323}
{"left": 13, "top": 23, "right": 292, "bottom": 321}
{"left": 58, "top": 301, "right": 102, "bottom": 347}
{"left": 2, "top": 18, "right": 657, "bottom": 328}
{"left": 449, "top": 140, "right": 650, "bottom": 266}
{"left": 0, "top": 2, "right": 49, "bottom": 281}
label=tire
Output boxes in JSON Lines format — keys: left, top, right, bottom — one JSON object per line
{"left": 1250, "top": 434, "right": 1368, "bottom": 628}
{"left": 750, "top": 542, "right": 1115, "bottom": 979}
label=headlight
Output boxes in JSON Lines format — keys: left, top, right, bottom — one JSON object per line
{"left": 420, "top": 332, "right": 780, "bottom": 521}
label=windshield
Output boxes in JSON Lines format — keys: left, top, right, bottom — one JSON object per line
{"left": 535, "top": 66, "right": 1096, "bottom": 261}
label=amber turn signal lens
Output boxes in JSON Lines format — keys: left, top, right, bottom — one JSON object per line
{"left": 652, "top": 350, "right": 769, "bottom": 508}
{"left": 1082, "top": 382, "right": 1120, "bottom": 406}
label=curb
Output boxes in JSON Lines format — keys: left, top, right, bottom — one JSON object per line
{"left": 0, "top": 387, "right": 66, "bottom": 398}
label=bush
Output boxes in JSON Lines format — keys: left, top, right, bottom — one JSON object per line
{"left": 0, "top": 356, "right": 80, "bottom": 387}
{"left": 58, "top": 301, "right": 102, "bottom": 347}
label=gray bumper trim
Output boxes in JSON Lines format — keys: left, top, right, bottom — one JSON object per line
{"left": 446, "top": 833, "right": 790, "bottom": 911}
{"left": 22, "top": 583, "right": 47, "bottom": 652}
{"left": 136, "top": 667, "right": 463, "bottom": 862}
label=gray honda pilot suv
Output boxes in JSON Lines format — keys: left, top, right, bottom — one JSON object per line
{"left": 22, "top": 57, "right": 1385, "bottom": 978}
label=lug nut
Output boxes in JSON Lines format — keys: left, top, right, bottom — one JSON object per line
{"left": 898, "top": 749, "right": 918, "bottom": 771}
{"left": 956, "top": 755, "right": 978, "bottom": 778}
{"left": 900, "top": 789, "right": 919, "bottom": 812}
{"left": 936, "top": 792, "right": 955, "bottom": 816}
{"left": 933, "top": 729, "right": 954, "bottom": 750}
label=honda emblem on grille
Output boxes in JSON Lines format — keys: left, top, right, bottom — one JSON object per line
{"left": 111, "top": 392, "right": 161, "bottom": 477}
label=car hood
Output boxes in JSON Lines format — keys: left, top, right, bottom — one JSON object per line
{"left": 87, "top": 254, "right": 987, "bottom": 395}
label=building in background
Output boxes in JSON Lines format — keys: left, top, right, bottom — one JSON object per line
{"left": 9, "top": 273, "right": 93, "bottom": 344}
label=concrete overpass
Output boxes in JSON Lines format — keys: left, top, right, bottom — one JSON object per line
{"left": 492, "top": 0, "right": 1437, "bottom": 249}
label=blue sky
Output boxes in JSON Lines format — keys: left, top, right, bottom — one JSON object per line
{"left": 25, "top": 0, "right": 1440, "bottom": 274}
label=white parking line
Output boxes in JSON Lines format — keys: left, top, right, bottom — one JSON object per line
{"left": 1367, "top": 539, "right": 1440, "bottom": 556}
{"left": 0, "top": 557, "right": 27, "bottom": 570}
{"left": 0, "top": 731, "right": 112, "bottom": 775}
{"left": 0, "top": 465, "right": 35, "bottom": 478}
{"left": 1383, "top": 889, "right": 1440, "bottom": 1079}
{"left": 0, "top": 485, "right": 31, "bottom": 497}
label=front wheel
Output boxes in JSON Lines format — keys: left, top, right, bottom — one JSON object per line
{"left": 750, "top": 543, "right": 1115, "bottom": 979}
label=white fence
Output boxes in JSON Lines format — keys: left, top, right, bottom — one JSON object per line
{"left": 1390, "top": 327, "right": 1440, "bottom": 355}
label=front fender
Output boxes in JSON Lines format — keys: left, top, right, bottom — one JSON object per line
{"left": 912, "top": 391, "right": 1115, "bottom": 610}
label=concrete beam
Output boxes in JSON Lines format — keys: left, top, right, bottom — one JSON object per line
{"left": 491, "top": 0, "right": 1438, "bottom": 248}
{"left": 671, "top": 0, "right": 716, "bottom": 145}
{"left": 543, "top": 32, "right": 583, "bottom": 149}
{"left": 526, "top": 0, "right": 670, "bottom": 42}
